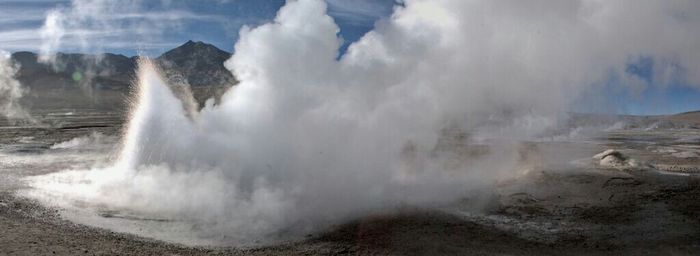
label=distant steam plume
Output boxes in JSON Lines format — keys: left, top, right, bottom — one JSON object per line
{"left": 38, "top": 0, "right": 225, "bottom": 59}
{"left": 0, "top": 50, "right": 31, "bottom": 123}
{"left": 26, "top": 0, "right": 700, "bottom": 246}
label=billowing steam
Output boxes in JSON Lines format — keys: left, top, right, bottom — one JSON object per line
{"left": 0, "top": 50, "right": 31, "bottom": 122}
{"left": 26, "top": 0, "right": 700, "bottom": 246}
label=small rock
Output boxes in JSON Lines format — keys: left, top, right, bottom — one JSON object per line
{"left": 593, "top": 149, "right": 626, "bottom": 160}
{"left": 600, "top": 155, "right": 625, "bottom": 167}
{"left": 594, "top": 149, "right": 635, "bottom": 168}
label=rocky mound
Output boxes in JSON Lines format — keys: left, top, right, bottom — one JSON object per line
{"left": 593, "top": 149, "right": 639, "bottom": 168}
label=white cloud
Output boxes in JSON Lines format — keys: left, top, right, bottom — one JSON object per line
{"left": 37, "top": 0, "right": 229, "bottom": 58}
{"left": 0, "top": 8, "right": 47, "bottom": 24}
{"left": 0, "top": 0, "right": 232, "bottom": 54}
{"left": 0, "top": 29, "right": 43, "bottom": 42}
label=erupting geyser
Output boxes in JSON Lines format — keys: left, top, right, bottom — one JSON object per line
{"left": 23, "top": 0, "right": 700, "bottom": 246}
{"left": 117, "top": 60, "right": 195, "bottom": 171}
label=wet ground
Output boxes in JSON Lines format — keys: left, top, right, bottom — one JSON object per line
{"left": 1, "top": 110, "right": 700, "bottom": 255}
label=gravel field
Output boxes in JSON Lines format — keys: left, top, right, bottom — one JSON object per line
{"left": 1, "top": 110, "right": 699, "bottom": 255}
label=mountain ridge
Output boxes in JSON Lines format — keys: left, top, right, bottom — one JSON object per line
{"left": 10, "top": 41, "right": 237, "bottom": 90}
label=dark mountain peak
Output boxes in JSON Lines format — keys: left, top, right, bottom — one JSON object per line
{"left": 182, "top": 40, "right": 202, "bottom": 47}
{"left": 102, "top": 53, "right": 130, "bottom": 59}
{"left": 177, "top": 40, "right": 209, "bottom": 52}
{"left": 10, "top": 52, "right": 39, "bottom": 67}
{"left": 160, "top": 40, "right": 230, "bottom": 62}
{"left": 156, "top": 40, "right": 236, "bottom": 88}
{"left": 11, "top": 51, "right": 37, "bottom": 59}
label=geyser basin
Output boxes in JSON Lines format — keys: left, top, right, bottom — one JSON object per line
{"left": 20, "top": 0, "right": 700, "bottom": 248}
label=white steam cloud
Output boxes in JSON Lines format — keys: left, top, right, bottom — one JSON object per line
{"left": 0, "top": 50, "right": 31, "bottom": 122}
{"left": 26, "top": 0, "right": 700, "bottom": 246}
{"left": 39, "top": 10, "right": 65, "bottom": 63}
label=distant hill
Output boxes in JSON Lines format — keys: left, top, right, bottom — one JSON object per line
{"left": 9, "top": 41, "right": 237, "bottom": 108}
{"left": 566, "top": 111, "right": 700, "bottom": 132}
{"left": 10, "top": 41, "right": 237, "bottom": 91}
{"left": 663, "top": 111, "right": 700, "bottom": 126}
{"left": 11, "top": 51, "right": 136, "bottom": 90}
{"left": 157, "top": 40, "right": 236, "bottom": 88}
{"left": 155, "top": 41, "right": 237, "bottom": 105}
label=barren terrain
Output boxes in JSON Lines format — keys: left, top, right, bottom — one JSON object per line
{"left": 1, "top": 110, "right": 699, "bottom": 255}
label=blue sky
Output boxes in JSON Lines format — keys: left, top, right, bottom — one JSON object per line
{"left": 0, "top": 0, "right": 699, "bottom": 115}
{"left": 572, "top": 56, "right": 700, "bottom": 116}
{"left": 575, "top": 78, "right": 700, "bottom": 116}
{"left": 0, "top": 0, "right": 396, "bottom": 56}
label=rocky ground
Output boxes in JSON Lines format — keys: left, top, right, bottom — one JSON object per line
{"left": 1, "top": 110, "right": 699, "bottom": 255}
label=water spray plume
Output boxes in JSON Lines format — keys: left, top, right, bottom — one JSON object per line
{"left": 118, "top": 59, "right": 194, "bottom": 171}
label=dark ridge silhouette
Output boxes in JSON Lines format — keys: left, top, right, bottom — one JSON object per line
{"left": 10, "top": 41, "right": 236, "bottom": 90}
